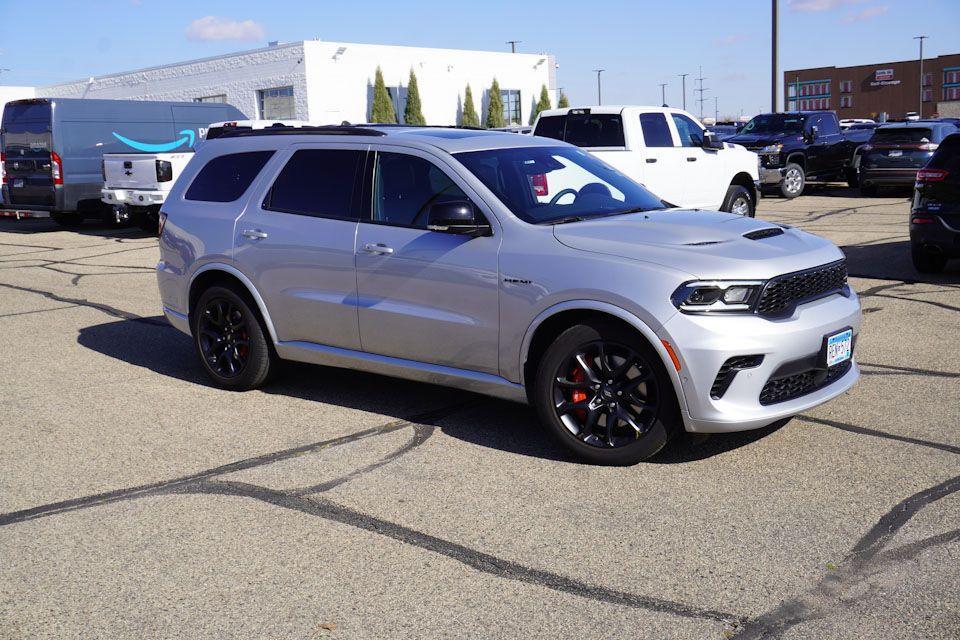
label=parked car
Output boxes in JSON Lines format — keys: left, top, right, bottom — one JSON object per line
{"left": 0, "top": 98, "right": 245, "bottom": 226}
{"left": 706, "top": 124, "right": 741, "bottom": 140}
{"left": 857, "top": 122, "right": 958, "bottom": 196}
{"left": 101, "top": 152, "right": 193, "bottom": 229}
{"left": 157, "top": 125, "right": 861, "bottom": 465}
{"left": 910, "top": 132, "right": 960, "bottom": 272}
{"left": 532, "top": 106, "right": 760, "bottom": 216}
{"left": 839, "top": 118, "right": 875, "bottom": 129}
{"left": 727, "top": 111, "right": 873, "bottom": 198}
{"left": 203, "top": 119, "right": 313, "bottom": 142}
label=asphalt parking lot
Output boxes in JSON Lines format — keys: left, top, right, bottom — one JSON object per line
{"left": 1, "top": 188, "right": 958, "bottom": 639}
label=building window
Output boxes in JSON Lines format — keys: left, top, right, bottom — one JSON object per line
{"left": 840, "top": 80, "right": 853, "bottom": 93}
{"left": 258, "top": 86, "right": 295, "bottom": 120}
{"left": 944, "top": 87, "right": 960, "bottom": 102}
{"left": 944, "top": 68, "right": 960, "bottom": 85}
{"left": 840, "top": 95, "right": 852, "bottom": 108}
{"left": 501, "top": 89, "right": 521, "bottom": 125}
{"left": 922, "top": 89, "right": 933, "bottom": 103}
{"left": 194, "top": 94, "right": 227, "bottom": 103}
{"left": 922, "top": 73, "right": 933, "bottom": 87}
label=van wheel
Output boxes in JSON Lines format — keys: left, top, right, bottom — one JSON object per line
{"left": 533, "top": 319, "right": 679, "bottom": 465}
{"left": 192, "top": 285, "right": 276, "bottom": 390}
{"left": 51, "top": 212, "right": 83, "bottom": 227}
{"left": 781, "top": 163, "right": 805, "bottom": 198}
{"left": 911, "top": 244, "right": 947, "bottom": 274}
{"left": 721, "top": 185, "right": 755, "bottom": 217}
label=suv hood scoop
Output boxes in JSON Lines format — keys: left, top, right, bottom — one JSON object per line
{"left": 553, "top": 210, "right": 843, "bottom": 280}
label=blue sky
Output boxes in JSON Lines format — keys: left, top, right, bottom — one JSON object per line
{"left": 1, "top": 0, "right": 958, "bottom": 118}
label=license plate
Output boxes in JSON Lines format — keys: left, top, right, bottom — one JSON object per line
{"left": 888, "top": 149, "right": 903, "bottom": 157}
{"left": 825, "top": 329, "right": 853, "bottom": 367}
{"left": 12, "top": 178, "right": 24, "bottom": 188}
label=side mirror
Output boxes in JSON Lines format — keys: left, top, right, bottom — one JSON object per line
{"left": 806, "top": 125, "right": 819, "bottom": 141}
{"left": 702, "top": 132, "right": 725, "bottom": 150}
{"left": 427, "top": 201, "right": 491, "bottom": 236}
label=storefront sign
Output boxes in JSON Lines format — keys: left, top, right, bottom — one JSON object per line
{"left": 875, "top": 69, "right": 894, "bottom": 81}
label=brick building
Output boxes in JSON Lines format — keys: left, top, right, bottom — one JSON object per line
{"left": 784, "top": 53, "right": 960, "bottom": 120}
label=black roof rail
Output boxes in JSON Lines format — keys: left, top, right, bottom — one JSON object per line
{"left": 217, "top": 125, "right": 387, "bottom": 139}
{"left": 350, "top": 123, "right": 487, "bottom": 132}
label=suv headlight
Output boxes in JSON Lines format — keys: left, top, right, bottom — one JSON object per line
{"left": 671, "top": 281, "right": 765, "bottom": 313}
{"left": 759, "top": 143, "right": 783, "bottom": 154}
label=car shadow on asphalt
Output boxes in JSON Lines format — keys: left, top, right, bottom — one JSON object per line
{"left": 0, "top": 218, "right": 156, "bottom": 240}
{"left": 841, "top": 240, "right": 960, "bottom": 283}
{"left": 77, "top": 317, "right": 784, "bottom": 465}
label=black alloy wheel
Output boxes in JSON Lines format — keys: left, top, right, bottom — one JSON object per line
{"left": 198, "top": 297, "right": 250, "bottom": 378}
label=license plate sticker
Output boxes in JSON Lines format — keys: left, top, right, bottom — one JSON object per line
{"left": 12, "top": 178, "right": 24, "bottom": 188}
{"left": 888, "top": 149, "right": 903, "bottom": 157}
{"left": 826, "top": 329, "right": 853, "bottom": 367}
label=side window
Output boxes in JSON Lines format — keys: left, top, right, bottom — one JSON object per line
{"left": 819, "top": 116, "right": 841, "bottom": 136}
{"left": 534, "top": 115, "right": 565, "bottom": 141}
{"left": 263, "top": 149, "right": 364, "bottom": 220}
{"left": 638, "top": 113, "right": 673, "bottom": 147}
{"left": 185, "top": 151, "right": 274, "bottom": 202}
{"left": 806, "top": 115, "right": 822, "bottom": 134}
{"left": 373, "top": 152, "right": 473, "bottom": 229}
{"left": 670, "top": 114, "right": 704, "bottom": 148}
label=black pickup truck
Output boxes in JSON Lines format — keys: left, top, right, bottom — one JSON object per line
{"left": 727, "top": 111, "right": 873, "bottom": 198}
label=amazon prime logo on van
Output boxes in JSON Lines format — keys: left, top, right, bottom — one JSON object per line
{"left": 112, "top": 129, "right": 196, "bottom": 152}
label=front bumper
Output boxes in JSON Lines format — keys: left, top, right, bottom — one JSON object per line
{"left": 759, "top": 166, "right": 784, "bottom": 185}
{"left": 663, "top": 289, "right": 862, "bottom": 433}
{"left": 101, "top": 188, "right": 166, "bottom": 207}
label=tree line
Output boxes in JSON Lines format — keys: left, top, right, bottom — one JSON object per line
{"left": 370, "top": 66, "right": 569, "bottom": 128}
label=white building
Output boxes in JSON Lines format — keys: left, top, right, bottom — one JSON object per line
{"left": 30, "top": 41, "right": 557, "bottom": 127}
{"left": 0, "top": 85, "right": 36, "bottom": 114}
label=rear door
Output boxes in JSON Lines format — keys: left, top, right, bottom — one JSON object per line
{"left": 2, "top": 101, "right": 55, "bottom": 207}
{"left": 635, "top": 111, "right": 684, "bottom": 204}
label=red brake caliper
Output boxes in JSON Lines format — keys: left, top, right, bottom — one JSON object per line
{"left": 570, "top": 366, "right": 588, "bottom": 422}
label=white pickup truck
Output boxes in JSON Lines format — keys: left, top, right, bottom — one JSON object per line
{"left": 532, "top": 106, "right": 760, "bottom": 216}
{"left": 101, "top": 152, "right": 192, "bottom": 228}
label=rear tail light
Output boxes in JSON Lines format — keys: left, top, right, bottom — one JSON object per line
{"left": 531, "top": 173, "right": 548, "bottom": 196}
{"left": 158, "top": 211, "right": 168, "bottom": 238}
{"left": 0, "top": 152, "right": 5, "bottom": 184}
{"left": 918, "top": 143, "right": 939, "bottom": 151}
{"left": 50, "top": 151, "right": 63, "bottom": 186}
{"left": 911, "top": 216, "right": 936, "bottom": 224}
{"left": 156, "top": 159, "right": 173, "bottom": 182}
{"left": 916, "top": 168, "right": 948, "bottom": 183}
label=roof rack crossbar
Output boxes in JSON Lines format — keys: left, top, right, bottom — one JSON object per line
{"left": 217, "top": 125, "right": 387, "bottom": 138}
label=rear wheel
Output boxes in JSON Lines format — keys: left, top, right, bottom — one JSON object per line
{"left": 721, "top": 185, "right": 755, "bottom": 217}
{"left": 191, "top": 285, "right": 276, "bottom": 390}
{"left": 780, "top": 163, "right": 805, "bottom": 198}
{"left": 533, "top": 320, "right": 679, "bottom": 465}
{"left": 911, "top": 244, "right": 947, "bottom": 273}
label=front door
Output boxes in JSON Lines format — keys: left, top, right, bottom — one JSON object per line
{"left": 670, "top": 112, "right": 724, "bottom": 209}
{"left": 635, "top": 111, "right": 685, "bottom": 205}
{"left": 355, "top": 149, "right": 501, "bottom": 375}
{"left": 234, "top": 144, "right": 367, "bottom": 350}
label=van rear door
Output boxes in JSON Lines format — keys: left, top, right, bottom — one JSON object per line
{"left": 2, "top": 101, "right": 56, "bottom": 207}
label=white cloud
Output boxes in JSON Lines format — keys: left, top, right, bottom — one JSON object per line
{"left": 841, "top": 5, "right": 889, "bottom": 22}
{"left": 185, "top": 16, "right": 265, "bottom": 42}
{"left": 787, "top": 0, "right": 863, "bottom": 12}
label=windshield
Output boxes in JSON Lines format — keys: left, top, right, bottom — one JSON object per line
{"left": 740, "top": 114, "right": 805, "bottom": 134}
{"left": 454, "top": 146, "right": 667, "bottom": 225}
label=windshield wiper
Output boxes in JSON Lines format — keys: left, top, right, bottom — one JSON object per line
{"left": 539, "top": 215, "right": 586, "bottom": 225}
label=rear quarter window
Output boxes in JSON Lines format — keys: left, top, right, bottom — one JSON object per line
{"left": 533, "top": 116, "right": 565, "bottom": 141}
{"left": 185, "top": 150, "right": 274, "bottom": 202}
{"left": 563, "top": 114, "right": 625, "bottom": 148}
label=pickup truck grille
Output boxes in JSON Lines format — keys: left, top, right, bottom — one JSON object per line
{"left": 756, "top": 259, "right": 848, "bottom": 317}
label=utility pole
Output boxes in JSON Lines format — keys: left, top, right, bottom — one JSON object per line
{"left": 506, "top": 40, "right": 521, "bottom": 53}
{"left": 914, "top": 35, "right": 927, "bottom": 116}
{"left": 695, "top": 66, "right": 708, "bottom": 119}
{"left": 771, "top": 0, "right": 779, "bottom": 112}
{"left": 714, "top": 96, "right": 719, "bottom": 122}
{"left": 659, "top": 82, "right": 668, "bottom": 106}
{"left": 593, "top": 69, "right": 605, "bottom": 105}
{"left": 679, "top": 73, "right": 689, "bottom": 110}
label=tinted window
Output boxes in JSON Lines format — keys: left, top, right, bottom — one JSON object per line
{"left": 671, "top": 114, "right": 703, "bottom": 147}
{"left": 373, "top": 152, "right": 471, "bottom": 228}
{"left": 871, "top": 127, "right": 935, "bottom": 144}
{"left": 819, "top": 115, "right": 841, "bottom": 136}
{"left": 639, "top": 113, "right": 673, "bottom": 147}
{"left": 185, "top": 151, "right": 274, "bottom": 202}
{"left": 264, "top": 149, "right": 363, "bottom": 220}
{"left": 534, "top": 115, "right": 565, "bottom": 140}
{"left": 740, "top": 114, "right": 805, "bottom": 134}
{"left": 927, "top": 134, "right": 960, "bottom": 172}
{"left": 563, "top": 113, "right": 625, "bottom": 147}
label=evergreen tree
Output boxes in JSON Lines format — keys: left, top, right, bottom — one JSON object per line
{"left": 485, "top": 78, "right": 504, "bottom": 129}
{"left": 370, "top": 67, "right": 396, "bottom": 124}
{"left": 558, "top": 91, "right": 570, "bottom": 108}
{"left": 462, "top": 84, "right": 480, "bottom": 128}
{"left": 531, "top": 84, "right": 552, "bottom": 124}
{"left": 404, "top": 69, "right": 426, "bottom": 125}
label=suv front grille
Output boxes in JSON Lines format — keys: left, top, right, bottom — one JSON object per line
{"left": 756, "top": 260, "right": 848, "bottom": 317}
{"left": 759, "top": 360, "right": 851, "bottom": 405}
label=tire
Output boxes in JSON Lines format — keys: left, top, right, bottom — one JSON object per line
{"left": 780, "top": 163, "right": 805, "bottom": 199}
{"left": 51, "top": 212, "right": 83, "bottom": 227}
{"left": 720, "top": 185, "right": 755, "bottom": 217}
{"left": 860, "top": 184, "right": 879, "bottom": 197}
{"left": 911, "top": 244, "right": 947, "bottom": 274}
{"left": 532, "top": 319, "right": 680, "bottom": 465}
{"left": 191, "top": 285, "right": 276, "bottom": 390}
{"left": 846, "top": 166, "right": 860, "bottom": 188}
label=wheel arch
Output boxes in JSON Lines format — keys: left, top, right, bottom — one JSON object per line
{"left": 188, "top": 263, "right": 279, "bottom": 344}
{"left": 519, "top": 301, "right": 688, "bottom": 413}
{"left": 729, "top": 171, "right": 756, "bottom": 194}
{"left": 785, "top": 152, "right": 806, "bottom": 170}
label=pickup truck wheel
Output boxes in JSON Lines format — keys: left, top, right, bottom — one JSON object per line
{"left": 533, "top": 320, "right": 679, "bottom": 465}
{"left": 781, "top": 163, "right": 805, "bottom": 199}
{"left": 721, "top": 185, "right": 755, "bottom": 217}
{"left": 911, "top": 244, "right": 947, "bottom": 274}
{"left": 192, "top": 285, "right": 276, "bottom": 390}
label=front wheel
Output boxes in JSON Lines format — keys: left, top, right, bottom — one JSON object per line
{"left": 533, "top": 320, "right": 679, "bottom": 465}
{"left": 780, "top": 163, "right": 805, "bottom": 198}
{"left": 721, "top": 185, "right": 755, "bottom": 217}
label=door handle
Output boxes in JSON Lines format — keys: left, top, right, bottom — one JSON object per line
{"left": 241, "top": 229, "right": 268, "bottom": 240}
{"left": 686, "top": 157, "right": 697, "bottom": 162}
{"left": 645, "top": 158, "right": 657, "bottom": 163}
{"left": 363, "top": 242, "right": 394, "bottom": 255}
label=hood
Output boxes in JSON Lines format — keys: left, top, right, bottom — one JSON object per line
{"left": 553, "top": 210, "right": 844, "bottom": 281}
{"left": 727, "top": 131, "right": 803, "bottom": 148}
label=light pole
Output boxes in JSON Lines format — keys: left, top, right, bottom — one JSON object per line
{"left": 679, "top": 73, "right": 689, "bottom": 110}
{"left": 714, "top": 96, "right": 719, "bottom": 122}
{"left": 771, "top": 0, "right": 779, "bottom": 112}
{"left": 914, "top": 35, "right": 927, "bottom": 116}
{"left": 506, "top": 40, "right": 521, "bottom": 53}
{"left": 593, "top": 69, "right": 605, "bottom": 104}
{"left": 659, "top": 82, "right": 667, "bottom": 106}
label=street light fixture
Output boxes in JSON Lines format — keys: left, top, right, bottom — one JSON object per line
{"left": 593, "top": 69, "right": 605, "bottom": 104}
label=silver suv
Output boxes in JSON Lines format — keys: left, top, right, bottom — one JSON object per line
{"left": 156, "top": 125, "right": 861, "bottom": 465}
